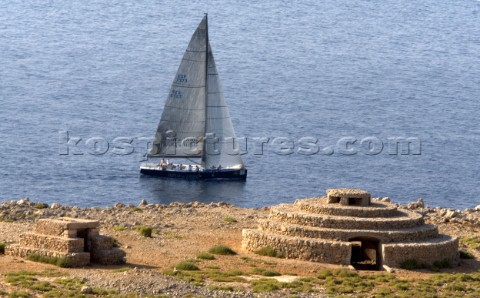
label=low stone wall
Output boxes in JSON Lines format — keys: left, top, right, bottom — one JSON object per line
{"left": 89, "top": 235, "right": 114, "bottom": 251}
{"left": 242, "top": 229, "right": 351, "bottom": 265}
{"left": 269, "top": 206, "right": 424, "bottom": 230}
{"left": 87, "top": 235, "right": 125, "bottom": 265}
{"left": 295, "top": 199, "right": 399, "bottom": 218}
{"left": 91, "top": 248, "right": 126, "bottom": 265}
{"left": 382, "top": 235, "right": 459, "bottom": 267}
{"left": 259, "top": 220, "right": 439, "bottom": 243}
{"left": 19, "top": 232, "right": 84, "bottom": 253}
{"left": 5, "top": 245, "right": 91, "bottom": 267}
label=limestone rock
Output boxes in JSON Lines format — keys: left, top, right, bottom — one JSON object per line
{"left": 80, "top": 286, "right": 93, "bottom": 294}
{"left": 406, "top": 202, "right": 416, "bottom": 209}
{"left": 407, "top": 198, "right": 424, "bottom": 210}
{"left": 445, "top": 210, "right": 459, "bottom": 219}
{"left": 50, "top": 203, "right": 61, "bottom": 209}
{"left": 417, "top": 198, "right": 424, "bottom": 208}
{"left": 16, "top": 198, "right": 30, "bottom": 206}
{"left": 192, "top": 201, "right": 203, "bottom": 207}
{"left": 36, "top": 203, "right": 49, "bottom": 209}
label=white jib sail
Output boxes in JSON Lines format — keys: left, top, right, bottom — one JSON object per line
{"left": 203, "top": 44, "right": 244, "bottom": 170}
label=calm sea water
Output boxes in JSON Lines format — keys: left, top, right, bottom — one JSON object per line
{"left": 1, "top": 0, "right": 479, "bottom": 208}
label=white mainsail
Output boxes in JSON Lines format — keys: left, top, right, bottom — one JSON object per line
{"left": 149, "top": 15, "right": 244, "bottom": 170}
{"left": 149, "top": 17, "right": 207, "bottom": 157}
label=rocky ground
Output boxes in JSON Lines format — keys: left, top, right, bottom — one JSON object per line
{"left": 0, "top": 197, "right": 479, "bottom": 297}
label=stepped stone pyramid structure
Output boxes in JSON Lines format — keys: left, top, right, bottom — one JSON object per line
{"left": 242, "top": 189, "right": 459, "bottom": 270}
{"left": 6, "top": 217, "right": 125, "bottom": 267}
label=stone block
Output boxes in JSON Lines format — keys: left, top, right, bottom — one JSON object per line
{"left": 35, "top": 219, "right": 68, "bottom": 236}
{"left": 88, "top": 235, "right": 114, "bottom": 251}
{"left": 64, "top": 229, "right": 78, "bottom": 238}
{"left": 5, "top": 245, "right": 90, "bottom": 267}
{"left": 34, "top": 218, "right": 99, "bottom": 236}
{"left": 19, "top": 232, "right": 84, "bottom": 253}
{"left": 91, "top": 248, "right": 126, "bottom": 265}
{"left": 64, "top": 218, "right": 99, "bottom": 230}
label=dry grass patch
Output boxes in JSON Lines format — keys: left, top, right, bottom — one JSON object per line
{"left": 253, "top": 246, "right": 285, "bottom": 258}
{"left": 135, "top": 226, "right": 152, "bottom": 237}
{"left": 223, "top": 216, "right": 237, "bottom": 223}
{"left": 196, "top": 252, "right": 215, "bottom": 260}
{"left": 462, "top": 237, "right": 480, "bottom": 250}
{"left": 175, "top": 261, "right": 200, "bottom": 271}
{"left": 27, "top": 254, "right": 69, "bottom": 268}
{"left": 208, "top": 245, "right": 236, "bottom": 255}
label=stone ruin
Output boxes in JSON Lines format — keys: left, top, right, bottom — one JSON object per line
{"left": 326, "top": 188, "right": 371, "bottom": 206}
{"left": 243, "top": 188, "right": 459, "bottom": 270}
{"left": 6, "top": 217, "right": 125, "bottom": 267}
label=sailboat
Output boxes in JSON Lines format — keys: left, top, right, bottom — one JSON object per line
{"left": 140, "top": 15, "right": 247, "bottom": 180}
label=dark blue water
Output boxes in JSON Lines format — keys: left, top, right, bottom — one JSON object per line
{"left": 1, "top": 0, "right": 480, "bottom": 208}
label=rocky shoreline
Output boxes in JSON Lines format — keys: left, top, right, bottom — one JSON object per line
{"left": 2, "top": 197, "right": 480, "bottom": 229}
{"left": 401, "top": 198, "right": 480, "bottom": 230}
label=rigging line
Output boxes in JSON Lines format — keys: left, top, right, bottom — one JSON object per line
{"left": 202, "top": 13, "right": 209, "bottom": 165}
{"left": 187, "top": 158, "right": 202, "bottom": 165}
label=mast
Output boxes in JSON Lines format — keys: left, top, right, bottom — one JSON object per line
{"left": 202, "top": 13, "right": 209, "bottom": 166}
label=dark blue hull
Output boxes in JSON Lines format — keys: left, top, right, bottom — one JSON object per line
{"left": 140, "top": 168, "right": 247, "bottom": 180}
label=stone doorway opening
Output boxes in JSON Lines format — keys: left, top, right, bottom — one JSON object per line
{"left": 348, "top": 197, "right": 363, "bottom": 206}
{"left": 76, "top": 229, "right": 91, "bottom": 252}
{"left": 329, "top": 196, "right": 341, "bottom": 203}
{"left": 349, "top": 237, "right": 381, "bottom": 270}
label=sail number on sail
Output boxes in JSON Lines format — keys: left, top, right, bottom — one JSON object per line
{"left": 176, "top": 74, "right": 188, "bottom": 83}
{"left": 170, "top": 90, "right": 182, "bottom": 98}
